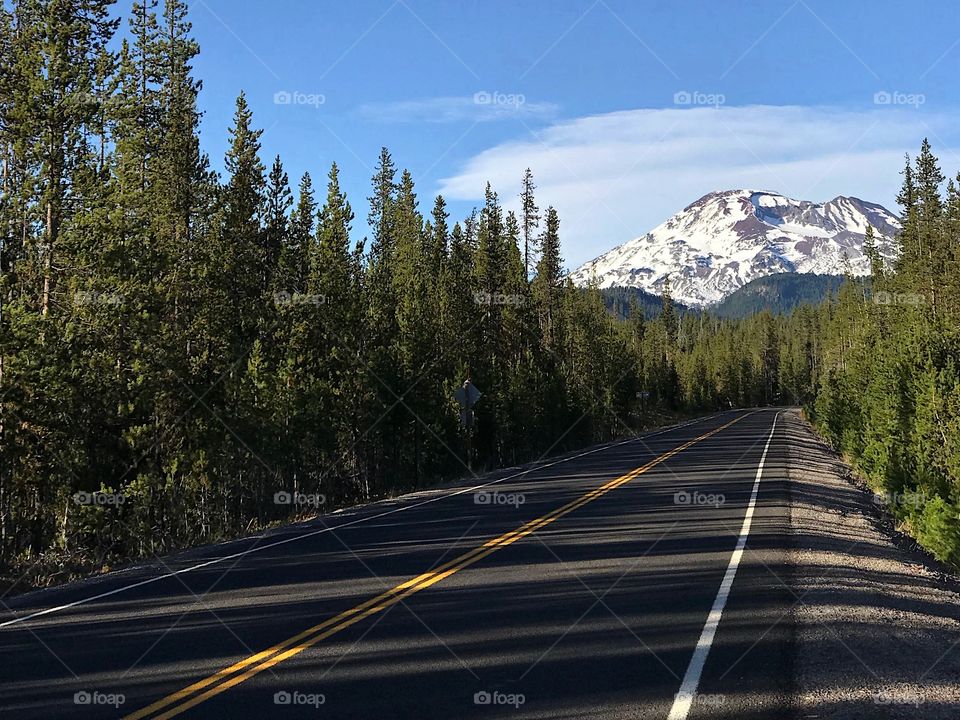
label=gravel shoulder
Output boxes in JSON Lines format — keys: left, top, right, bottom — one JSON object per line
{"left": 784, "top": 409, "right": 960, "bottom": 719}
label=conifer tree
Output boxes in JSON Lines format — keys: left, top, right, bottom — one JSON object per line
{"left": 520, "top": 167, "right": 539, "bottom": 278}
{"left": 220, "top": 92, "right": 266, "bottom": 350}
{"left": 263, "top": 155, "right": 291, "bottom": 288}
{"left": 276, "top": 172, "right": 314, "bottom": 294}
{"left": 863, "top": 224, "right": 883, "bottom": 280}
{"left": 914, "top": 139, "right": 946, "bottom": 318}
{"left": 363, "top": 148, "right": 402, "bottom": 486}
{"left": 532, "top": 206, "right": 563, "bottom": 350}
{"left": 303, "top": 163, "right": 360, "bottom": 491}
{"left": 28, "top": 0, "right": 120, "bottom": 315}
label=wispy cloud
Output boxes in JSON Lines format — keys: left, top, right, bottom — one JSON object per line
{"left": 357, "top": 94, "right": 559, "bottom": 123}
{"left": 438, "top": 105, "right": 952, "bottom": 268}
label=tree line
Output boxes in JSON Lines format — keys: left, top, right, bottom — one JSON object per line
{"left": 0, "top": 0, "right": 777, "bottom": 585}
{"left": 804, "top": 140, "right": 960, "bottom": 567}
{"left": 2, "top": 0, "right": 956, "bottom": 587}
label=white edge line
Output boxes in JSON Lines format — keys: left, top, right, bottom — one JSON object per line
{"left": 667, "top": 411, "right": 779, "bottom": 720}
{"left": 1, "top": 410, "right": 738, "bottom": 630}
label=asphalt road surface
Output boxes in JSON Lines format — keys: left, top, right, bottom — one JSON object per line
{"left": 0, "top": 408, "right": 794, "bottom": 719}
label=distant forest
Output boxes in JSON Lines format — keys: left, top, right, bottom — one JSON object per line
{"left": 709, "top": 273, "right": 851, "bottom": 318}
{"left": 1, "top": 0, "right": 958, "bottom": 587}
{"left": 603, "top": 273, "right": 852, "bottom": 321}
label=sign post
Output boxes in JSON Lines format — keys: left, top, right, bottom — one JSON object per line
{"left": 454, "top": 378, "right": 481, "bottom": 471}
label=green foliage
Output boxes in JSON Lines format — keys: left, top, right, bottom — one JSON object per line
{"left": 601, "top": 286, "right": 681, "bottom": 320}
{"left": 803, "top": 140, "right": 960, "bottom": 569}
{"left": 911, "top": 496, "right": 960, "bottom": 565}
{"left": 2, "top": 2, "right": 958, "bottom": 583}
{"left": 710, "top": 273, "right": 851, "bottom": 319}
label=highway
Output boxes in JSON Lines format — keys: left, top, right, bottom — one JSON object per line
{"left": 0, "top": 408, "right": 793, "bottom": 719}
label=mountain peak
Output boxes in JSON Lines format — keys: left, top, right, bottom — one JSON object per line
{"left": 569, "top": 189, "right": 900, "bottom": 307}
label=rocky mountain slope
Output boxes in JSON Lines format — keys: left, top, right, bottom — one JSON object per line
{"left": 570, "top": 189, "right": 900, "bottom": 307}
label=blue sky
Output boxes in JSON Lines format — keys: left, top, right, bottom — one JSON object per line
{"left": 163, "top": 0, "right": 960, "bottom": 267}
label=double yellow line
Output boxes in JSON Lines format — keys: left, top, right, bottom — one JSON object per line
{"left": 126, "top": 413, "right": 747, "bottom": 719}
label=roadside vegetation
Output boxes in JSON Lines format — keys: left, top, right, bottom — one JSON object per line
{"left": 806, "top": 142, "right": 960, "bottom": 569}
{"left": 1, "top": 0, "right": 956, "bottom": 589}
{"left": 0, "top": 0, "right": 785, "bottom": 589}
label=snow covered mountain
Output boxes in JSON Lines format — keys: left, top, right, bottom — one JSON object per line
{"left": 569, "top": 189, "right": 901, "bottom": 307}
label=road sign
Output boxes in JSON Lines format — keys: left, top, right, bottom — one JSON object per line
{"left": 454, "top": 379, "right": 481, "bottom": 408}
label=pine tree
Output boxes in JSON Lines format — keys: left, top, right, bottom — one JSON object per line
{"left": 916, "top": 138, "right": 945, "bottom": 221}
{"left": 915, "top": 139, "right": 947, "bottom": 319}
{"left": 363, "top": 148, "right": 401, "bottom": 489}
{"left": 443, "top": 219, "right": 476, "bottom": 393}
{"left": 471, "top": 184, "right": 509, "bottom": 463}
{"left": 427, "top": 195, "right": 449, "bottom": 312}
{"left": 863, "top": 224, "right": 883, "bottom": 280}
{"left": 532, "top": 206, "right": 563, "bottom": 350}
{"left": 315, "top": 163, "right": 368, "bottom": 497}
{"left": 121, "top": 0, "right": 161, "bottom": 191}
{"left": 154, "top": 0, "right": 204, "bottom": 294}
{"left": 897, "top": 153, "right": 916, "bottom": 214}
{"left": 263, "top": 155, "right": 291, "bottom": 289}
{"left": 520, "top": 167, "right": 539, "bottom": 278}
{"left": 501, "top": 209, "right": 528, "bottom": 357}
{"left": 895, "top": 152, "right": 923, "bottom": 291}
{"left": 219, "top": 92, "right": 266, "bottom": 350}
{"left": 313, "top": 163, "right": 355, "bottom": 320}
{"left": 392, "top": 169, "right": 442, "bottom": 479}
{"left": 1, "top": 0, "right": 121, "bottom": 559}
{"left": 942, "top": 177, "right": 960, "bottom": 324}
{"left": 276, "top": 171, "right": 314, "bottom": 294}
{"left": 270, "top": 172, "right": 316, "bottom": 506}
{"left": 367, "top": 146, "right": 396, "bottom": 276}
{"left": 28, "top": 0, "right": 120, "bottom": 315}
{"left": 302, "top": 163, "right": 360, "bottom": 494}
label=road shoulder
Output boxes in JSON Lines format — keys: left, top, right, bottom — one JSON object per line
{"left": 785, "top": 409, "right": 960, "bottom": 719}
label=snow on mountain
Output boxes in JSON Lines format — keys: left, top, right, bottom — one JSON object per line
{"left": 569, "top": 189, "right": 901, "bottom": 307}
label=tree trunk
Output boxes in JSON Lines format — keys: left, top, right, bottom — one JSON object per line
{"left": 41, "top": 199, "right": 53, "bottom": 316}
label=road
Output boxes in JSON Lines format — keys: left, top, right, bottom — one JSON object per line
{"left": 0, "top": 408, "right": 794, "bottom": 719}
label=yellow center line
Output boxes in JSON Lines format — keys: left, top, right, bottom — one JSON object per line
{"left": 126, "top": 413, "right": 749, "bottom": 720}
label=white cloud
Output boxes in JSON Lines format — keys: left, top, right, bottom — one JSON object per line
{"left": 437, "top": 105, "right": 951, "bottom": 268}
{"left": 358, "top": 94, "right": 559, "bottom": 123}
